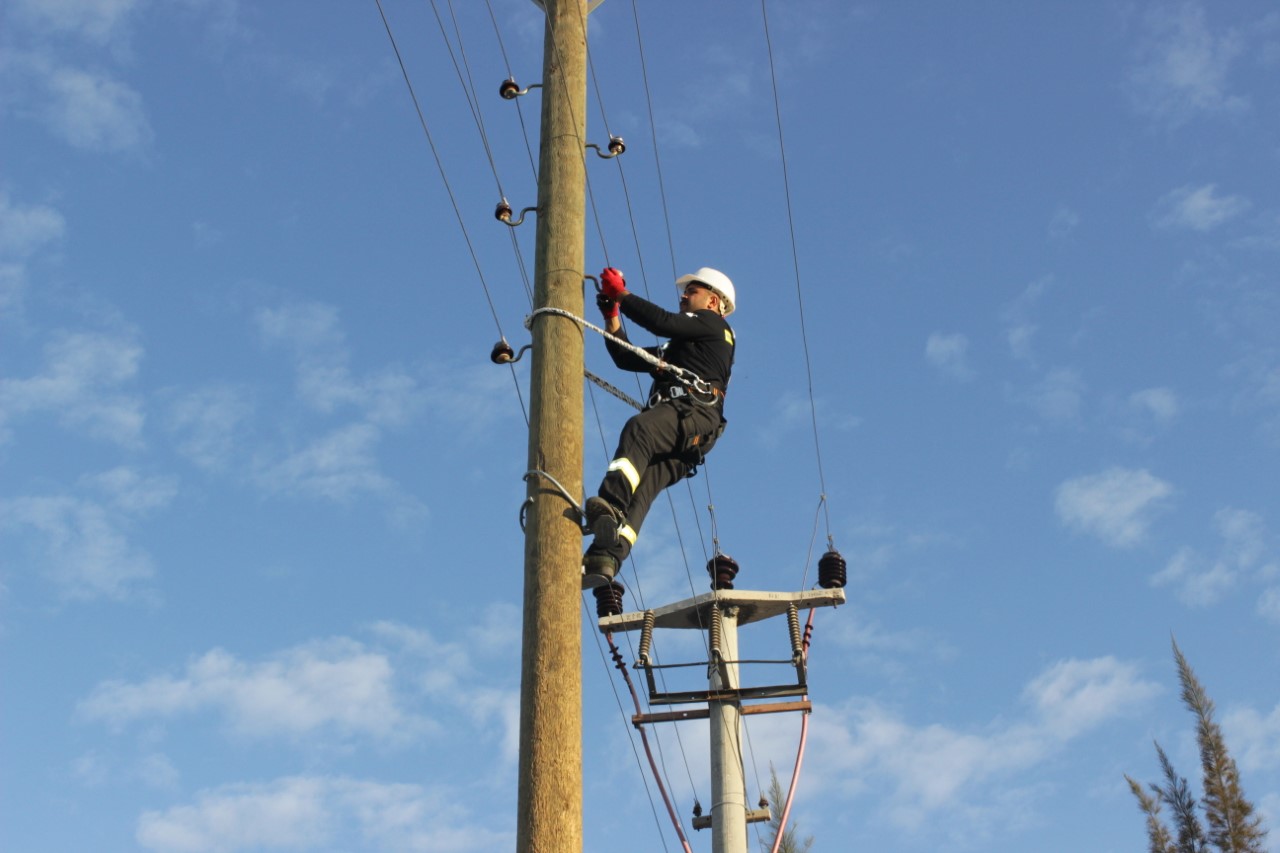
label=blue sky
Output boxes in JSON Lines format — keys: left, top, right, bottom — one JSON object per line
{"left": 2, "top": 1, "right": 1279, "bottom": 851}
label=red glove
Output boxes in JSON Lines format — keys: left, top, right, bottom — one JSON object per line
{"left": 596, "top": 292, "right": 619, "bottom": 319}
{"left": 599, "top": 267, "right": 627, "bottom": 299}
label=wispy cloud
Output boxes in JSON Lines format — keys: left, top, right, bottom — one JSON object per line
{"left": 12, "top": 0, "right": 143, "bottom": 46}
{"left": 0, "top": 191, "right": 66, "bottom": 258}
{"left": 0, "top": 329, "right": 144, "bottom": 446}
{"left": 256, "top": 301, "right": 423, "bottom": 427}
{"left": 135, "top": 775, "right": 513, "bottom": 853}
{"left": 925, "top": 332, "right": 975, "bottom": 381}
{"left": 165, "top": 385, "right": 254, "bottom": 472}
{"left": 1054, "top": 467, "right": 1174, "bottom": 547}
{"left": 1224, "top": 702, "right": 1280, "bottom": 774}
{"left": 1152, "top": 507, "right": 1275, "bottom": 605}
{"left": 80, "top": 638, "right": 424, "bottom": 742}
{"left": 1027, "top": 368, "right": 1086, "bottom": 425}
{"left": 0, "top": 467, "right": 174, "bottom": 601}
{"left": 44, "top": 64, "right": 153, "bottom": 152}
{"left": 1001, "top": 277, "right": 1049, "bottom": 365}
{"left": 807, "top": 656, "right": 1158, "bottom": 827}
{"left": 79, "top": 619, "right": 520, "bottom": 756}
{"left": 1152, "top": 183, "right": 1250, "bottom": 231}
{"left": 1124, "top": 1, "right": 1249, "bottom": 126}
{"left": 1128, "top": 387, "right": 1179, "bottom": 424}
{"left": 753, "top": 390, "right": 861, "bottom": 448}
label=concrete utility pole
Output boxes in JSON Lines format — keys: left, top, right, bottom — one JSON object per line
{"left": 516, "top": 0, "right": 589, "bottom": 851}
{"left": 600, "top": 588, "right": 845, "bottom": 853}
{"left": 709, "top": 607, "right": 747, "bottom": 853}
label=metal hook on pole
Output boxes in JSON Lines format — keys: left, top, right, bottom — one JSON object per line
{"left": 498, "top": 77, "right": 543, "bottom": 100}
{"left": 585, "top": 136, "right": 626, "bottom": 159}
{"left": 491, "top": 338, "right": 532, "bottom": 365}
{"left": 495, "top": 198, "right": 538, "bottom": 227}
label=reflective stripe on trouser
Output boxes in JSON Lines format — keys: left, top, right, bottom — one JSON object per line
{"left": 591, "top": 400, "right": 720, "bottom": 564}
{"left": 606, "top": 457, "right": 641, "bottom": 493}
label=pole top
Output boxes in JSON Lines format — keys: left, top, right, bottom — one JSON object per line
{"left": 531, "top": 0, "right": 607, "bottom": 11}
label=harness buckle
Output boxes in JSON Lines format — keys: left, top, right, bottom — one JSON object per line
{"left": 647, "top": 386, "right": 687, "bottom": 408}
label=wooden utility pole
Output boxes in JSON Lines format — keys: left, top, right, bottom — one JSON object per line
{"left": 516, "top": 1, "right": 589, "bottom": 851}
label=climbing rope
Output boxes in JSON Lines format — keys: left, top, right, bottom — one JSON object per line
{"left": 525, "top": 306, "right": 718, "bottom": 399}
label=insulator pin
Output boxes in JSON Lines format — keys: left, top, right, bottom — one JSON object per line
{"left": 818, "top": 549, "right": 847, "bottom": 589}
{"left": 593, "top": 581, "right": 626, "bottom": 618}
{"left": 706, "top": 553, "right": 739, "bottom": 590}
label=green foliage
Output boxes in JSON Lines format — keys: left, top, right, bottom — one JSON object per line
{"left": 1126, "top": 640, "right": 1268, "bottom": 853}
{"left": 759, "top": 763, "right": 814, "bottom": 853}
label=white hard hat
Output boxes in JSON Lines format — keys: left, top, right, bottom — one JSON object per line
{"left": 675, "top": 267, "right": 736, "bottom": 316}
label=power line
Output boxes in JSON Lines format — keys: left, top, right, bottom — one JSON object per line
{"left": 760, "top": 0, "right": 835, "bottom": 549}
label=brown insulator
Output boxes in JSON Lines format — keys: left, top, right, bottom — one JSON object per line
{"left": 818, "top": 549, "right": 847, "bottom": 589}
{"left": 593, "top": 581, "right": 626, "bottom": 618}
{"left": 490, "top": 339, "right": 515, "bottom": 364}
{"left": 706, "top": 553, "right": 739, "bottom": 590}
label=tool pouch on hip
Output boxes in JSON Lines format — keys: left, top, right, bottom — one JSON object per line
{"left": 676, "top": 404, "right": 726, "bottom": 472}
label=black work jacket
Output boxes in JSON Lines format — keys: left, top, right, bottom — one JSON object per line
{"left": 605, "top": 293, "right": 735, "bottom": 404}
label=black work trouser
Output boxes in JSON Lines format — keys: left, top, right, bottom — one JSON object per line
{"left": 588, "top": 398, "right": 724, "bottom": 563}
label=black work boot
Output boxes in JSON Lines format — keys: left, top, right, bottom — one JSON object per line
{"left": 584, "top": 496, "right": 624, "bottom": 548}
{"left": 581, "top": 552, "right": 619, "bottom": 590}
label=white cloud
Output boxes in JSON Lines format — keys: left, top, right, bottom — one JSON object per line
{"left": 1153, "top": 183, "right": 1250, "bottom": 231}
{"left": 256, "top": 301, "right": 424, "bottom": 426}
{"left": 44, "top": 65, "right": 153, "bottom": 152}
{"left": 135, "top": 775, "right": 513, "bottom": 853}
{"left": 255, "top": 423, "right": 396, "bottom": 503}
{"left": 79, "top": 622, "right": 520, "bottom": 749}
{"left": 1225, "top": 704, "right": 1280, "bottom": 773}
{"left": 0, "top": 328, "right": 145, "bottom": 446}
{"left": 1029, "top": 368, "right": 1086, "bottom": 424}
{"left": 0, "top": 192, "right": 66, "bottom": 258}
{"left": 14, "top": 0, "right": 142, "bottom": 45}
{"left": 925, "top": 332, "right": 975, "bottom": 381}
{"left": 1054, "top": 467, "right": 1174, "bottom": 547}
{"left": 1023, "top": 657, "right": 1161, "bottom": 739}
{"left": 1258, "top": 586, "right": 1280, "bottom": 623}
{"left": 80, "top": 638, "right": 421, "bottom": 741}
{"left": 1152, "top": 507, "right": 1274, "bottom": 605}
{"left": 1125, "top": 1, "right": 1249, "bottom": 125}
{"left": 1001, "top": 278, "right": 1049, "bottom": 365}
{"left": 166, "top": 385, "right": 253, "bottom": 471}
{"left": 1152, "top": 547, "right": 1236, "bottom": 605}
{"left": 806, "top": 657, "right": 1158, "bottom": 827}
{"left": 1, "top": 494, "right": 156, "bottom": 600}
{"left": 1129, "top": 387, "right": 1179, "bottom": 423}
{"left": 83, "top": 467, "right": 178, "bottom": 515}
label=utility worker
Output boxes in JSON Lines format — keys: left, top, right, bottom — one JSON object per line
{"left": 582, "top": 266, "right": 736, "bottom": 588}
